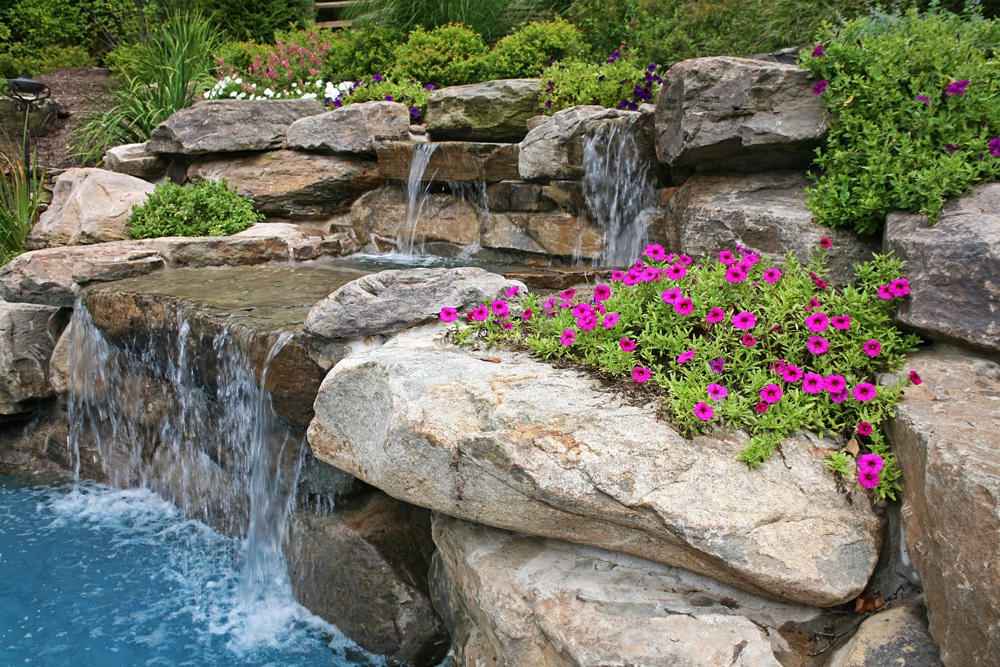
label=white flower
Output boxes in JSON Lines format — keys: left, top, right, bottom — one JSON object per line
{"left": 264, "top": 88, "right": 274, "bottom": 97}
{"left": 229, "top": 91, "right": 237, "bottom": 97}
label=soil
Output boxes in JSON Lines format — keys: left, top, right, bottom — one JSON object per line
{"left": 4, "top": 67, "right": 115, "bottom": 174}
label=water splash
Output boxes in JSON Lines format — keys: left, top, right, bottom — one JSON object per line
{"left": 582, "top": 115, "right": 658, "bottom": 267}
{"left": 450, "top": 180, "right": 489, "bottom": 260}
{"left": 396, "top": 143, "right": 438, "bottom": 255}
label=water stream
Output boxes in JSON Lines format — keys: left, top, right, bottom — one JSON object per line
{"left": 396, "top": 143, "right": 438, "bottom": 255}
{"left": 582, "top": 116, "right": 658, "bottom": 267}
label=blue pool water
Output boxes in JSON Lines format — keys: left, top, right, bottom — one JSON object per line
{"left": 0, "top": 475, "right": 382, "bottom": 666}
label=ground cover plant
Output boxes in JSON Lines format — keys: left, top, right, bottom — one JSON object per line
{"left": 127, "top": 179, "right": 262, "bottom": 239}
{"left": 439, "top": 242, "right": 922, "bottom": 501}
{"left": 801, "top": 6, "right": 1000, "bottom": 234}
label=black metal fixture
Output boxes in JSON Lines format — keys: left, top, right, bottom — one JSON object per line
{"left": 1, "top": 75, "right": 52, "bottom": 178}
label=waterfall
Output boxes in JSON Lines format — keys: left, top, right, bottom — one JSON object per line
{"left": 582, "top": 116, "right": 658, "bottom": 267}
{"left": 396, "top": 143, "right": 438, "bottom": 255}
{"left": 450, "top": 180, "right": 489, "bottom": 259}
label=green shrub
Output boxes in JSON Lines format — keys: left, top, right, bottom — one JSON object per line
{"left": 391, "top": 23, "right": 489, "bottom": 87}
{"left": 327, "top": 23, "right": 406, "bottom": 81}
{"left": 565, "top": 0, "right": 638, "bottom": 60}
{"left": 128, "top": 179, "right": 263, "bottom": 239}
{"left": 801, "top": 8, "right": 1000, "bottom": 235}
{"left": 3, "top": 0, "right": 89, "bottom": 49}
{"left": 0, "top": 44, "right": 94, "bottom": 78}
{"left": 332, "top": 74, "right": 429, "bottom": 121}
{"left": 442, "top": 243, "right": 922, "bottom": 501}
{"left": 487, "top": 17, "right": 588, "bottom": 79}
{"left": 540, "top": 55, "right": 661, "bottom": 112}
{"left": 176, "top": 0, "right": 311, "bottom": 42}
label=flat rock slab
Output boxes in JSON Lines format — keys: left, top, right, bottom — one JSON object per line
{"left": 286, "top": 100, "right": 410, "bottom": 154}
{"left": 426, "top": 79, "right": 541, "bottom": 142}
{"left": 188, "top": 150, "right": 380, "bottom": 218}
{"left": 102, "top": 142, "right": 167, "bottom": 180}
{"left": 308, "top": 327, "right": 884, "bottom": 607}
{"left": 431, "top": 514, "right": 824, "bottom": 667}
{"left": 147, "top": 99, "right": 326, "bottom": 154}
{"left": 655, "top": 56, "right": 826, "bottom": 170}
{"left": 305, "top": 267, "right": 518, "bottom": 339}
{"left": 375, "top": 141, "right": 519, "bottom": 183}
{"left": 884, "top": 183, "right": 1000, "bottom": 354}
{"left": 667, "top": 171, "right": 878, "bottom": 284}
{"left": 884, "top": 349, "right": 1000, "bottom": 666}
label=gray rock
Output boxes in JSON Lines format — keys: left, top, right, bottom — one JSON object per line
{"left": 288, "top": 491, "right": 449, "bottom": 667}
{"left": 147, "top": 99, "right": 325, "bottom": 155}
{"left": 285, "top": 101, "right": 410, "bottom": 154}
{"left": 0, "top": 299, "right": 61, "bottom": 414}
{"left": 667, "top": 171, "right": 878, "bottom": 284}
{"left": 349, "top": 186, "right": 480, "bottom": 251}
{"left": 304, "top": 267, "right": 518, "bottom": 339}
{"left": 824, "top": 604, "right": 942, "bottom": 667}
{"left": 375, "top": 141, "right": 520, "bottom": 183}
{"left": 432, "top": 514, "right": 825, "bottom": 667}
{"left": 27, "top": 168, "right": 155, "bottom": 249}
{"left": 0, "top": 97, "right": 61, "bottom": 137}
{"left": 188, "top": 150, "right": 379, "bottom": 218}
{"left": 482, "top": 211, "right": 602, "bottom": 260}
{"left": 486, "top": 181, "right": 556, "bottom": 212}
{"left": 232, "top": 222, "right": 361, "bottom": 261}
{"left": 307, "top": 328, "right": 884, "bottom": 607}
{"left": 884, "top": 183, "right": 1000, "bottom": 353}
{"left": 655, "top": 57, "right": 827, "bottom": 172}
{"left": 426, "top": 79, "right": 541, "bottom": 142}
{"left": 102, "top": 142, "right": 167, "bottom": 179}
{"left": 884, "top": 349, "right": 1000, "bottom": 666}
{"left": 518, "top": 106, "right": 638, "bottom": 180}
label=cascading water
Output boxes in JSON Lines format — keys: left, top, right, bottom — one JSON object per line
{"left": 396, "top": 143, "right": 438, "bottom": 255}
{"left": 582, "top": 116, "right": 658, "bottom": 267}
{"left": 450, "top": 180, "right": 489, "bottom": 259}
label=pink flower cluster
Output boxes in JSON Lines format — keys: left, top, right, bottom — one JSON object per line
{"left": 877, "top": 278, "right": 910, "bottom": 300}
{"left": 857, "top": 453, "right": 884, "bottom": 489}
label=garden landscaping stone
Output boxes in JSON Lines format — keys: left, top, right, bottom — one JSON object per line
{"left": 481, "top": 211, "right": 602, "bottom": 260}
{"left": 102, "top": 142, "right": 167, "bottom": 180}
{"left": 518, "top": 106, "right": 638, "bottom": 180}
{"left": 655, "top": 56, "right": 827, "bottom": 173}
{"left": 823, "top": 604, "right": 942, "bottom": 667}
{"left": 147, "top": 99, "right": 325, "bottom": 155}
{"left": 666, "top": 171, "right": 878, "bottom": 284}
{"left": 430, "top": 514, "right": 824, "bottom": 667}
{"left": 27, "top": 168, "right": 155, "bottom": 249}
{"left": 348, "top": 186, "right": 480, "bottom": 251}
{"left": 304, "top": 267, "right": 518, "bottom": 339}
{"left": 884, "top": 183, "right": 1000, "bottom": 354}
{"left": 188, "top": 150, "right": 380, "bottom": 218}
{"left": 375, "top": 141, "right": 519, "bottom": 183}
{"left": 233, "top": 222, "right": 361, "bottom": 261}
{"left": 884, "top": 348, "right": 1000, "bottom": 667}
{"left": 307, "top": 325, "right": 884, "bottom": 607}
{"left": 485, "top": 180, "right": 556, "bottom": 212}
{"left": 425, "top": 79, "right": 541, "bottom": 142}
{"left": 289, "top": 490, "right": 449, "bottom": 667}
{"left": 0, "top": 299, "right": 62, "bottom": 415}
{"left": 285, "top": 101, "right": 410, "bottom": 154}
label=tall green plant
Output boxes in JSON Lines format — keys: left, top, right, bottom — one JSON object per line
{"left": 70, "top": 9, "right": 221, "bottom": 165}
{"left": 0, "top": 128, "right": 43, "bottom": 266}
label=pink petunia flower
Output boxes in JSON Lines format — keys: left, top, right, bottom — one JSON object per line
{"left": 889, "top": 278, "right": 910, "bottom": 296}
{"left": 718, "top": 250, "right": 736, "bottom": 265}
{"left": 759, "top": 384, "right": 783, "bottom": 403}
{"left": 706, "top": 308, "right": 726, "bottom": 324}
{"left": 560, "top": 287, "right": 576, "bottom": 300}
{"left": 915, "top": 94, "right": 931, "bottom": 105}
{"left": 824, "top": 374, "right": 846, "bottom": 393}
{"left": 578, "top": 314, "right": 597, "bottom": 331}
{"left": 741, "top": 334, "right": 756, "bottom": 346}
{"left": 644, "top": 244, "right": 667, "bottom": 260}
{"left": 521, "top": 308, "right": 533, "bottom": 320}
{"left": 593, "top": 285, "right": 612, "bottom": 301}
{"left": 440, "top": 307, "right": 458, "bottom": 323}
{"left": 610, "top": 270, "right": 625, "bottom": 282}
{"left": 806, "top": 312, "right": 829, "bottom": 333}
{"left": 831, "top": 315, "right": 851, "bottom": 330}
{"left": 807, "top": 336, "right": 830, "bottom": 355}
{"left": 661, "top": 289, "right": 682, "bottom": 304}
{"left": 677, "top": 349, "right": 695, "bottom": 364}
{"left": 754, "top": 402, "right": 769, "bottom": 413}
{"left": 819, "top": 237, "right": 832, "bottom": 249}
{"left": 829, "top": 390, "right": 848, "bottom": 404}
{"left": 763, "top": 268, "right": 781, "bottom": 283}
{"left": 853, "top": 382, "right": 877, "bottom": 401}
{"left": 501, "top": 321, "right": 514, "bottom": 330}
{"left": 806, "top": 298, "right": 821, "bottom": 310}
{"left": 694, "top": 401, "right": 714, "bottom": 420}
{"left": 802, "top": 372, "right": 825, "bottom": 394}
{"left": 782, "top": 364, "right": 804, "bottom": 383}
{"left": 632, "top": 366, "right": 651, "bottom": 383}
{"left": 561, "top": 329, "right": 576, "bottom": 346}
{"left": 725, "top": 266, "right": 747, "bottom": 283}
{"left": 619, "top": 338, "right": 636, "bottom": 352}
{"left": 506, "top": 285, "right": 520, "bottom": 297}
{"left": 863, "top": 339, "right": 881, "bottom": 357}
{"left": 857, "top": 422, "right": 874, "bottom": 437}
{"left": 945, "top": 79, "right": 970, "bottom": 95}
{"left": 770, "top": 360, "right": 788, "bottom": 374}
{"left": 676, "top": 254, "right": 693, "bottom": 265}
{"left": 491, "top": 300, "right": 510, "bottom": 317}
{"left": 706, "top": 383, "right": 728, "bottom": 400}
{"left": 812, "top": 44, "right": 825, "bottom": 57}
{"left": 877, "top": 285, "right": 894, "bottom": 300}
{"left": 858, "top": 468, "right": 880, "bottom": 490}
{"left": 674, "top": 298, "right": 694, "bottom": 315}
{"left": 858, "top": 452, "right": 883, "bottom": 471}
{"left": 666, "top": 265, "right": 687, "bottom": 280}
{"left": 732, "top": 311, "right": 757, "bottom": 330}
{"left": 471, "top": 305, "right": 489, "bottom": 322}
{"left": 909, "top": 370, "right": 922, "bottom": 385}
{"left": 602, "top": 313, "right": 619, "bottom": 329}
{"left": 813, "top": 79, "right": 828, "bottom": 95}
{"left": 573, "top": 302, "right": 592, "bottom": 318}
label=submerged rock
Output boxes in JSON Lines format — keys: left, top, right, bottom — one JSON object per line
{"left": 431, "top": 514, "right": 825, "bottom": 667}
{"left": 308, "top": 327, "right": 884, "bottom": 607}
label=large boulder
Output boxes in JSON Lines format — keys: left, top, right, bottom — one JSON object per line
{"left": 884, "top": 349, "right": 1000, "bottom": 666}
{"left": 27, "top": 168, "right": 155, "bottom": 249}
{"left": 481, "top": 211, "right": 603, "bottom": 261}
{"left": 308, "top": 327, "right": 884, "bottom": 607}
{"left": 655, "top": 57, "right": 827, "bottom": 172}
{"left": 375, "top": 141, "right": 519, "bottom": 183}
{"left": 102, "top": 142, "right": 167, "bottom": 180}
{"left": 884, "top": 183, "right": 1000, "bottom": 354}
{"left": 824, "top": 604, "right": 942, "bottom": 667}
{"left": 348, "top": 186, "right": 480, "bottom": 252}
{"left": 0, "top": 299, "right": 63, "bottom": 414}
{"left": 518, "top": 106, "right": 640, "bottom": 180}
{"left": 305, "top": 267, "right": 518, "bottom": 339}
{"left": 288, "top": 491, "right": 449, "bottom": 667}
{"left": 188, "top": 150, "right": 379, "bottom": 218}
{"left": 666, "top": 171, "right": 878, "bottom": 283}
{"left": 425, "top": 79, "right": 541, "bottom": 142}
{"left": 147, "top": 99, "right": 325, "bottom": 155}
{"left": 285, "top": 101, "right": 410, "bottom": 154}
{"left": 431, "top": 514, "right": 826, "bottom": 667}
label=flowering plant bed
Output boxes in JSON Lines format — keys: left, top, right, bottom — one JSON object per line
{"left": 440, "top": 242, "right": 921, "bottom": 501}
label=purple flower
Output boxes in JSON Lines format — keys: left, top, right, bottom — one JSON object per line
{"left": 424, "top": 83, "right": 436, "bottom": 90}
{"left": 945, "top": 143, "right": 961, "bottom": 154}
{"left": 384, "top": 95, "right": 395, "bottom": 101}
{"left": 694, "top": 401, "right": 714, "bottom": 420}
{"left": 812, "top": 44, "right": 826, "bottom": 57}
{"left": 632, "top": 366, "right": 651, "bottom": 383}
{"left": 857, "top": 422, "right": 875, "bottom": 437}
{"left": 945, "top": 79, "right": 970, "bottom": 95}
{"left": 812, "top": 79, "right": 828, "bottom": 95}
{"left": 677, "top": 349, "right": 695, "bottom": 364}
{"left": 915, "top": 94, "right": 931, "bottom": 105}
{"left": 545, "top": 100, "right": 552, "bottom": 108}
{"left": 989, "top": 137, "right": 1000, "bottom": 157}
{"left": 807, "top": 336, "right": 830, "bottom": 355}
{"left": 372, "top": 73, "right": 383, "bottom": 83}
{"left": 709, "top": 358, "right": 725, "bottom": 375}
{"left": 759, "top": 384, "right": 783, "bottom": 403}
{"left": 706, "top": 383, "right": 728, "bottom": 400}
{"left": 606, "top": 49, "right": 621, "bottom": 64}
{"left": 853, "top": 382, "right": 877, "bottom": 402}
{"left": 410, "top": 106, "right": 421, "bottom": 117}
